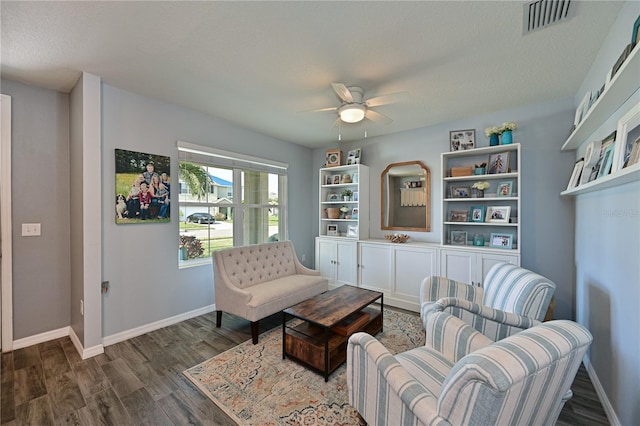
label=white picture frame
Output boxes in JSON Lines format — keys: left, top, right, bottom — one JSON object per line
{"left": 326, "top": 224, "right": 338, "bottom": 236}
{"left": 612, "top": 103, "right": 640, "bottom": 171}
{"left": 347, "top": 225, "right": 358, "bottom": 237}
{"left": 485, "top": 206, "right": 511, "bottom": 223}
{"left": 566, "top": 158, "right": 585, "bottom": 190}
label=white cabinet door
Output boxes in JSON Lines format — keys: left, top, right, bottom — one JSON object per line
{"left": 335, "top": 239, "right": 357, "bottom": 285}
{"left": 476, "top": 252, "right": 519, "bottom": 286}
{"left": 440, "top": 249, "right": 475, "bottom": 284}
{"left": 358, "top": 243, "right": 392, "bottom": 292}
{"left": 394, "top": 246, "right": 437, "bottom": 301}
{"left": 316, "top": 238, "right": 337, "bottom": 283}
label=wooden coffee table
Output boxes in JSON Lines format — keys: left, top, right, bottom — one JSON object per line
{"left": 282, "top": 285, "right": 383, "bottom": 381}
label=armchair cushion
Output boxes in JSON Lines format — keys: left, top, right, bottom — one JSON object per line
{"left": 419, "top": 275, "right": 483, "bottom": 328}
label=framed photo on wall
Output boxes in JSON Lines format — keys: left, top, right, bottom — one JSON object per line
{"left": 115, "top": 149, "right": 171, "bottom": 224}
{"left": 450, "top": 129, "right": 475, "bottom": 151}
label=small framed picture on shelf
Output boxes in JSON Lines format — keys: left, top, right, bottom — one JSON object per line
{"left": 469, "top": 206, "right": 485, "bottom": 222}
{"left": 327, "top": 224, "right": 338, "bottom": 236}
{"left": 450, "top": 185, "right": 471, "bottom": 198}
{"left": 332, "top": 174, "right": 341, "bottom": 185}
{"left": 488, "top": 152, "right": 510, "bottom": 174}
{"left": 449, "top": 210, "right": 469, "bottom": 222}
{"left": 592, "top": 131, "right": 616, "bottom": 180}
{"left": 486, "top": 206, "right": 511, "bottom": 223}
{"left": 352, "top": 191, "right": 359, "bottom": 201}
{"left": 566, "top": 158, "right": 585, "bottom": 190}
{"left": 346, "top": 148, "right": 361, "bottom": 165}
{"left": 347, "top": 225, "right": 358, "bottom": 237}
{"left": 351, "top": 208, "right": 359, "bottom": 219}
{"left": 597, "top": 143, "right": 616, "bottom": 179}
{"left": 490, "top": 233, "right": 513, "bottom": 249}
{"left": 449, "top": 129, "right": 475, "bottom": 151}
{"left": 326, "top": 192, "right": 340, "bottom": 202}
{"left": 613, "top": 103, "right": 640, "bottom": 170}
{"left": 325, "top": 149, "right": 341, "bottom": 167}
{"left": 450, "top": 230, "right": 468, "bottom": 246}
{"left": 496, "top": 181, "right": 513, "bottom": 197}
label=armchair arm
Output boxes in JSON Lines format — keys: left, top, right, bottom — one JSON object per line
{"left": 419, "top": 276, "right": 483, "bottom": 328}
{"left": 292, "top": 255, "right": 320, "bottom": 276}
{"left": 425, "top": 312, "right": 493, "bottom": 363}
{"left": 347, "top": 332, "right": 442, "bottom": 426}
{"left": 434, "top": 297, "right": 540, "bottom": 341}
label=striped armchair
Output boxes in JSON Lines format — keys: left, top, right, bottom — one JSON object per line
{"left": 347, "top": 312, "right": 592, "bottom": 426}
{"left": 419, "top": 262, "right": 556, "bottom": 341}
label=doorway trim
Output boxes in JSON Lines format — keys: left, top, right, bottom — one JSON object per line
{"left": 1, "top": 94, "right": 13, "bottom": 351}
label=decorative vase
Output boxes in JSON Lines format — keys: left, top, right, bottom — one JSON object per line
{"left": 474, "top": 167, "right": 486, "bottom": 175}
{"left": 476, "top": 189, "right": 484, "bottom": 198}
{"left": 473, "top": 234, "right": 485, "bottom": 246}
{"left": 489, "top": 134, "right": 499, "bottom": 146}
{"left": 179, "top": 246, "right": 188, "bottom": 261}
{"left": 343, "top": 196, "right": 350, "bottom": 201}
{"left": 501, "top": 130, "right": 513, "bottom": 145}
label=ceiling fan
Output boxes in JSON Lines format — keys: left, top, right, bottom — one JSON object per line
{"left": 311, "top": 83, "right": 408, "bottom": 125}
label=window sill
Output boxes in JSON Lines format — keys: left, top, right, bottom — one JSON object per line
{"left": 179, "top": 258, "right": 212, "bottom": 269}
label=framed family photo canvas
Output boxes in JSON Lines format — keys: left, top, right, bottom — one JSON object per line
{"left": 115, "top": 149, "right": 171, "bottom": 224}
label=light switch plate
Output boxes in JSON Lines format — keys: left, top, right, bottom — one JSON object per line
{"left": 22, "top": 223, "right": 41, "bottom": 236}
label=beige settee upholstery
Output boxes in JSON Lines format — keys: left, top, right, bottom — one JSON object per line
{"left": 213, "top": 241, "right": 328, "bottom": 343}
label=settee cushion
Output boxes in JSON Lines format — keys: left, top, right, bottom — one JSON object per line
{"left": 246, "top": 274, "right": 329, "bottom": 320}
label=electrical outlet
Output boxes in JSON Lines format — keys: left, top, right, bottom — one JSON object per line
{"left": 21, "top": 223, "right": 41, "bottom": 236}
{"left": 80, "top": 299, "right": 84, "bottom": 316}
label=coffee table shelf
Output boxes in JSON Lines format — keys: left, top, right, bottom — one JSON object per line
{"left": 283, "top": 286, "right": 383, "bottom": 381}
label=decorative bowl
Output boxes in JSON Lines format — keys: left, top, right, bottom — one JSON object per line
{"left": 384, "top": 233, "right": 410, "bottom": 244}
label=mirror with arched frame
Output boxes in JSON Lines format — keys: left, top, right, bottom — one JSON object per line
{"left": 381, "top": 161, "right": 430, "bottom": 232}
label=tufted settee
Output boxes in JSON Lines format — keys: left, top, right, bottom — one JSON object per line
{"left": 213, "top": 241, "right": 328, "bottom": 344}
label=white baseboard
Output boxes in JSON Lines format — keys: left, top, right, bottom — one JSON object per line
{"left": 13, "top": 326, "right": 70, "bottom": 350}
{"left": 583, "top": 355, "right": 621, "bottom": 426}
{"left": 101, "top": 304, "right": 216, "bottom": 347}
{"left": 69, "top": 327, "right": 104, "bottom": 360}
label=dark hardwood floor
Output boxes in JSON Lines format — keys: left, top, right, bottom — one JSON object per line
{"left": 1, "top": 310, "right": 609, "bottom": 425}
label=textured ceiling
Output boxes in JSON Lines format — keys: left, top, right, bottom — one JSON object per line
{"left": 0, "top": 1, "right": 624, "bottom": 148}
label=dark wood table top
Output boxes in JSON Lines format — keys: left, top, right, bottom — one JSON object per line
{"left": 283, "top": 285, "right": 382, "bottom": 328}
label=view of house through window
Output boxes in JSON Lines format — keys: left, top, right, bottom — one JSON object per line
{"left": 178, "top": 145, "right": 286, "bottom": 263}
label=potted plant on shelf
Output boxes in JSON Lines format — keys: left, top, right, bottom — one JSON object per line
{"left": 499, "top": 122, "right": 518, "bottom": 145}
{"left": 474, "top": 162, "right": 487, "bottom": 175}
{"left": 472, "top": 181, "right": 490, "bottom": 198}
{"left": 341, "top": 189, "right": 353, "bottom": 201}
{"left": 485, "top": 126, "right": 501, "bottom": 146}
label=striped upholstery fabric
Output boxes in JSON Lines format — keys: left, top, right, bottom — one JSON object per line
{"left": 420, "top": 263, "right": 555, "bottom": 340}
{"left": 419, "top": 275, "right": 483, "bottom": 329}
{"left": 347, "top": 313, "right": 592, "bottom": 426}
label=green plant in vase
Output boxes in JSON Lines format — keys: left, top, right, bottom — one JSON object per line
{"left": 472, "top": 181, "right": 490, "bottom": 198}
{"left": 341, "top": 189, "right": 353, "bottom": 201}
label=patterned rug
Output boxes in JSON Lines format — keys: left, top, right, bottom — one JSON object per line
{"left": 183, "top": 308, "right": 425, "bottom": 425}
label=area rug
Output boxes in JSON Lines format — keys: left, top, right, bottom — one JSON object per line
{"left": 183, "top": 309, "right": 425, "bottom": 425}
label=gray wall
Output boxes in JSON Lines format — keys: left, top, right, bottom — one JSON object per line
{"left": 1, "top": 79, "right": 71, "bottom": 339}
{"left": 314, "top": 98, "right": 577, "bottom": 319}
{"left": 101, "top": 84, "right": 316, "bottom": 337}
{"left": 572, "top": 2, "right": 640, "bottom": 424}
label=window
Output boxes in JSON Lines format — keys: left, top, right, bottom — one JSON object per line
{"left": 178, "top": 142, "right": 287, "bottom": 264}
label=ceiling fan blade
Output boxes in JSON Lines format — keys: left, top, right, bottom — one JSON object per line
{"left": 365, "top": 109, "right": 393, "bottom": 125}
{"left": 331, "top": 82, "right": 353, "bottom": 103}
{"left": 365, "top": 91, "right": 409, "bottom": 107}
{"left": 304, "top": 106, "right": 338, "bottom": 113}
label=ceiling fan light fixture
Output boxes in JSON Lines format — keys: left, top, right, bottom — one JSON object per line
{"left": 338, "top": 104, "right": 366, "bottom": 123}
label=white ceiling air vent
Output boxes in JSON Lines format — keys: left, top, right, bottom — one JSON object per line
{"left": 524, "top": 0, "right": 573, "bottom": 34}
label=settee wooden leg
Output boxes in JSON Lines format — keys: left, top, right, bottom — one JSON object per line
{"left": 216, "top": 311, "right": 222, "bottom": 328}
{"left": 251, "top": 321, "right": 259, "bottom": 344}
